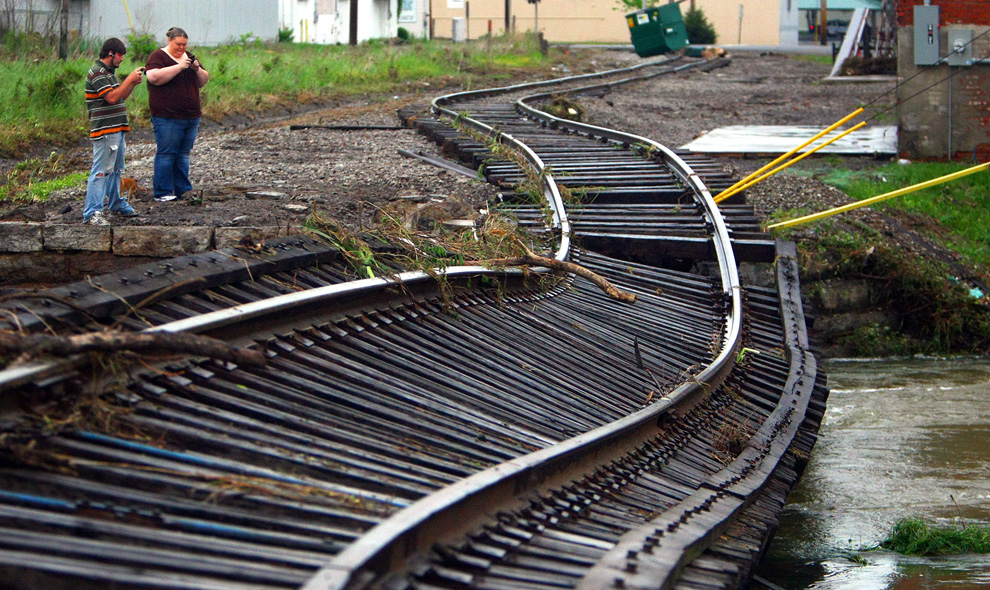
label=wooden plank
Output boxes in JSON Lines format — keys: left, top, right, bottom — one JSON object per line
{"left": 681, "top": 125, "right": 897, "bottom": 156}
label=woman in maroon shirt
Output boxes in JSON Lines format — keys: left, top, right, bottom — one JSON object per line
{"left": 145, "top": 27, "right": 210, "bottom": 202}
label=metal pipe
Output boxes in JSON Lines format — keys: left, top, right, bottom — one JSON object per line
{"left": 767, "top": 162, "right": 990, "bottom": 229}
{"left": 714, "top": 108, "right": 863, "bottom": 200}
{"left": 715, "top": 121, "right": 868, "bottom": 203}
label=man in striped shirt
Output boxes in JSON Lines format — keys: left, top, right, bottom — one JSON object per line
{"left": 84, "top": 38, "right": 144, "bottom": 225}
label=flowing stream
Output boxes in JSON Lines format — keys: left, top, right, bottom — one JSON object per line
{"left": 755, "top": 356, "right": 990, "bottom": 589}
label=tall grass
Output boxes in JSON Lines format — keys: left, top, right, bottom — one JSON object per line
{"left": 0, "top": 34, "right": 549, "bottom": 158}
{"left": 881, "top": 519, "right": 990, "bottom": 556}
{"left": 820, "top": 160, "right": 990, "bottom": 270}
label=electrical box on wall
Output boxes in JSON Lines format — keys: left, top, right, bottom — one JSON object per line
{"left": 914, "top": 5, "right": 940, "bottom": 65}
{"left": 947, "top": 29, "right": 973, "bottom": 66}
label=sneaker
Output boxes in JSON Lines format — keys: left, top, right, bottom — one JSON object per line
{"left": 111, "top": 207, "right": 139, "bottom": 217}
{"left": 86, "top": 211, "right": 110, "bottom": 226}
{"left": 154, "top": 194, "right": 177, "bottom": 202}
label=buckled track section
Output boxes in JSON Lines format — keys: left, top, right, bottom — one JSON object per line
{"left": 0, "top": 57, "right": 826, "bottom": 590}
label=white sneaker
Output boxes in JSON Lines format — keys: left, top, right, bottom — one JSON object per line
{"left": 154, "top": 194, "right": 177, "bottom": 202}
{"left": 86, "top": 211, "right": 110, "bottom": 226}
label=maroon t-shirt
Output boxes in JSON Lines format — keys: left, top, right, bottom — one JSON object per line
{"left": 146, "top": 48, "right": 202, "bottom": 119}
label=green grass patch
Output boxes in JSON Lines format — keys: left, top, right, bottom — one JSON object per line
{"left": 825, "top": 161, "right": 990, "bottom": 270}
{"left": 784, "top": 160, "right": 990, "bottom": 271}
{"left": 0, "top": 33, "right": 552, "bottom": 158}
{"left": 880, "top": 519, "right": 990, "bottom": 556}
{"left": 792, "top": 54, "right": 833, "bottom": 65}
{"left": 0, "top": 152, "right": 87, "bottom": 203}
{"left": 0, "top": 171, "right": 87, "bottom": 202}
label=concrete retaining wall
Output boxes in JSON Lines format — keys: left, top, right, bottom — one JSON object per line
{"left": 0, "top": 222, "right": 303, "bottom": 285}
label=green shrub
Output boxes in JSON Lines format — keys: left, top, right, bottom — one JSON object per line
{"left": 397, "top": 27, "right": 411, "bottom": 41}
{"left": 126, "top": 33, "right": 157, "bottom": 63}
{"left": 685, "top": 8, "right": 717, "bottom": 44}
{"left": 278, "top": 27, "right": 294, "bottom": 43}
{"left": 28, "top": 67, "right": 82, "bottom": 107}
{"left": 614, "top": 0, "right": 661, "bottom": 10}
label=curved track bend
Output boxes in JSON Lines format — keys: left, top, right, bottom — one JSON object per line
{"left": 0, "top": 56, "right": 826, "bottom": 590}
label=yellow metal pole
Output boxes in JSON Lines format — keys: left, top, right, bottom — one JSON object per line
{"left": 715, "top": 121, "right": 867, "bottom": 203}
{"left": 122, "top": 0, "right": 135, "bottom": 34}
{"left": 714, "top": 108, "right": 863, "bottom": 200}
{"left": 767, "top": 162, "right": 990, "bottom": 230}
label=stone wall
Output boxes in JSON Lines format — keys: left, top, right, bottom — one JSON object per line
{"left": 0, "top": 222, "right": 302, "bottom": 286}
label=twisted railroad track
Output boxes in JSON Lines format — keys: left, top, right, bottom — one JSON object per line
{"left": 0, "top": 55, "right": 826, "bottom": 590}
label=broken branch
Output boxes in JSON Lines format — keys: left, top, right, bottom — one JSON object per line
{"left": 0, "top": 331, "right": 266, "bottom": 367}
{"left": 474, "top": 250, "right": 637, "bottom": 303}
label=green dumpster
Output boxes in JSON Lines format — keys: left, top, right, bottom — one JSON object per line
{"left": 626, "top": 4, "right": 688, "bottom": 57}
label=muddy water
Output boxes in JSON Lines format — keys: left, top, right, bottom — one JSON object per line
{"left": 754, "top": 356, "right": 990, "bottom": 589}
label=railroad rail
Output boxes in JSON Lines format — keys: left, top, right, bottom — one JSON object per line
{"left": 0, "top": 55, "right": 826, "bottom": 590}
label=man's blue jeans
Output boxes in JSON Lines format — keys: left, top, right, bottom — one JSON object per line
{"left": 84, "top": 132, "right": 128, "bottom": 221}
{"left": 152, "top": 116, "right": 200, "bottom": 198}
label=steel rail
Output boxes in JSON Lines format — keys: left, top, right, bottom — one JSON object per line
{"left": 0, "top": 267, "right": 528, "bottom": 396}
{"left": 303, "top": 58, "right": 742, "bottom": 590}
{"left": 0, "top": 55, "right": 757, "bottom": 590}
{"left": 512, "top": 62, "right": 743, "bottom": 382}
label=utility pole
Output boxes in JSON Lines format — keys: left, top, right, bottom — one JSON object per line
{"left": 349, "top": 0, "right": 358, "bottom": 45}
{"left": 505, "top": 0, "right": 510, "bottom": 33}
{"left": 526, "top": 0, "right": 540, "bottom": 32}
{"left": 58, "top": 0, "right": 68, "bottom": 60}
{"left": 819, "top": 0, "right": 828, "bottom": 45}
{"left": 738, "top": 4, "right": 744, "bottom": 44}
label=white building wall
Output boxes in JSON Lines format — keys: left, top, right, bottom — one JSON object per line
{"left": 87, "top": 0, "right": 278, "bottom": 46}
{"left": 281, "top": 0, "right": 397, "bottom": 44}
{"left": 2, "top": 0, "right": 87, "bottom": 37}
{"left": 780, "top": 0, "right": 800, "bottom": 46}
{"left": 398, "top": 0, "right": 428, "bottom": 38}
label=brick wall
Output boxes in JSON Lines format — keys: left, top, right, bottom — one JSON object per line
{"left": 897, "top": 1, "right": 990, "bottom": 27}
{"left": 896, "top": 20, "right": 990, "bottom": 159}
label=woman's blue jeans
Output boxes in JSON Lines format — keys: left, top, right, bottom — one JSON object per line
{"left": 152, "top": 116, "right": 200, "bottom": 198}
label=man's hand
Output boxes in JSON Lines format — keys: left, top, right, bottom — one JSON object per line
{"left": 126, "top": 68, "right": 144, "bottom": 85}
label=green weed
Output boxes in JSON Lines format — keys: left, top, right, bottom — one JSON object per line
{"left": 880, "top": 519, "right": 990, "bottom": 556}
{"left": 799, "top": 222, "right": 990, "bottom": 353}
{"left": 0, "top": 152, "right": 85, "bottom": 202}
{"left": 792, "top": 54, "right": 833, "bottom": 65}
{"left": 0, "top": 33, "right": 553, "bottom": 158}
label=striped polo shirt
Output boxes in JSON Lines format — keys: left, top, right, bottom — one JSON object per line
{"left": 85, "top": 60, "right": 129, "bottom": 139}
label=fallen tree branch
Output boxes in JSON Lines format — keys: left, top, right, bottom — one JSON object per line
{"left": 474, "top": 249, "right": 637, "bottom": 304}
{"left": 0, "top": 331, "right": 266, "bottom": 367}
